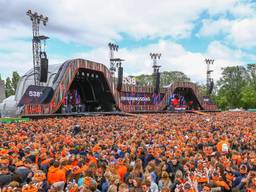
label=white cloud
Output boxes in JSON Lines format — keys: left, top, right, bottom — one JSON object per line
{"left": 197, "top": 1, "right": 256, "bottom": 49}
{"left": 0, "top": 0, "right": 255, "bottom": 82}
{"left": 207, "top": 41, "right": 243, "bottom": 60}
{"left": 198, "top": 17, "right": 256, "bottom": 49}
{"left": 198, "top": 19, "right": 233, "bottom": 37}
{"left": 207, "top": 41, "right": 250, "bottom": 80}
{"left": 229, "top": 2, "right": 256, "bottom": 18}
{"left": 229, "top": 18, "right": 256, "bottom": 48}
{"left": 0, "top": 0, "right": 243, "bottom": 45}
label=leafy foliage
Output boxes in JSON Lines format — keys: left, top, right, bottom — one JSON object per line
{"left": 213, "top": 65, "right": 256, "bottom": 110}
{"left": 2, "top": 71, "right": 21, "bottom": 98}
{"left": 135, "top": 71, "right": 190, "bottom": 86}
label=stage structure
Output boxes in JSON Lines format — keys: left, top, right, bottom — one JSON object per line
{"left": 13, "top": 57, "right": 217, "bottom": 116}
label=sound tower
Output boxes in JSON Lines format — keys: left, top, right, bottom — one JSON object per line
{"left": 40, "top": 52, "right": 48, "bottom": 82}
{"left": 117, "top": 66, "right": 123, "bottom": 91}
{"left": 209, "top": 80, "right": 214, "bottom": 95}
{"left": 155, "top": 72, "right": 160, "bottom": 94}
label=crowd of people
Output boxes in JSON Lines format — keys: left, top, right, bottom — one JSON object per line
{"left": 0, "top": 112, "right": 255, "bottom": 192}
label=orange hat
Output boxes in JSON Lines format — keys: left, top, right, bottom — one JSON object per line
{"left": 22, "top": 184, "right": 38, "bottom": 192}
{"left": 69, "top": 185, "right": 79, "bottom": 192}
{"left": 32, "top": 171, "right": 46, "bottom": 182}
{"left": 71, "top": 166, "right": 81, "bottom": 175}
{"left": 15, "top": 161, "right": 24, "bottom": 167}
{"left": 197, "top": 177, "right": 208, "bottom": 183}
{"left": 0, "top": 149, "right": 9, "bottom": 155}
{"left": 225, "top": 172, "right": 234, "bottom": 181}
{"left": 198, "top": 161, "right": 204, "bottom": 170}
{"left": 84, "top": 177, "right": 91, "bottom": 186}
{"left": 0, "top": 159, "right": 9, "bottom": 165}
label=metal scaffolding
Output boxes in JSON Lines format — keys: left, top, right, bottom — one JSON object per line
{"left": 26, "top": 10, "right": 49, "bottom": 85}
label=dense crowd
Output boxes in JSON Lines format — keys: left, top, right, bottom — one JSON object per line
{"left": 0, "top": 112, "right": 256, "bottom": 192}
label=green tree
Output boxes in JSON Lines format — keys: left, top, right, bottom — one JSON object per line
{"left": 11, "top": 71, "right": 20, "bottom": 92}
{"left": 247, "top": 64, "right": 256, "bottom": 90}
{"left": 5, "top": 77, "right": 15, "bottom": 97}
{"left": 240, "top": 85, "right": 256, "bottom": 109}
{"left": 213, "top": 88, "right": 229, "bottom": 110}
{"left": 160, "top": 71, "right": 190, "bottom": 86}
{"left": 216, "top": 66, "right": 249, "bottom": 109}
{"left": 135, "top": 74, "right": 154, "bottom": 86}
{"left": 135, "top": 71, "right": 190, "bottom": 86}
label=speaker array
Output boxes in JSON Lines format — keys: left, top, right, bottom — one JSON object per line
{"left": 117, "top": 67, "right": 123, "bottom": 91}
{"left": 40, "top": 52, "right": 48, "bottom": 83}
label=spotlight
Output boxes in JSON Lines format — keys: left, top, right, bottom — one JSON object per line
{"left": 26, "top": 10, "right": 32, "bottom": 15}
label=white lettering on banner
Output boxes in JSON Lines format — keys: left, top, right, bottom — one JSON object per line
{"left": 121, "top": 96, "right": 151, "bottom": 102}
{"left": 123, "top": 77, "right": 136, "bottom": 85}
{"left": 29, "top": 91, "right": 43, "bottom": 97}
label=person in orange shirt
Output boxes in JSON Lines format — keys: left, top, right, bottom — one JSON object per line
{"left": 216, "top": 137, "right": 229, "bottom": 154}
{"left": 210, "top": 171, "right": 230, "bottom": 191}
{"left": 117, "top": 158, "right": 127, "bottom": 182}
{"left": 47, "top": 161, "right": 66, "bottom": 185}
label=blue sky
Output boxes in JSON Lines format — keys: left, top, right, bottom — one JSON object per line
{"left": 0, "top": 0, "right": 256, "bottom": 84}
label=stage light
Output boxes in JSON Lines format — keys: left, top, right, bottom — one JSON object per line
{"left": 108, "top": 42, "right": 120, "bottom": 74}
{"left": 26, "top": 10, "right": 32, "bottom": 15}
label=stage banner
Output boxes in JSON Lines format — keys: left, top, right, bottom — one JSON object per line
{"left": 120, "top": 92, "right": 165, "bottom": 105}
{"left": 18, "top": 85, "right": 54, "bottom": 106}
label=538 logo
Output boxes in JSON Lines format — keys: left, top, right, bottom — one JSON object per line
{"left": 28, "top": 91, "right": 43, "bottom": 97}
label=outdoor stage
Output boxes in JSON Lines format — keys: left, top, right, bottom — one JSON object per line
{"left": 18, "top": 59, "right": 218, "bottom": 117}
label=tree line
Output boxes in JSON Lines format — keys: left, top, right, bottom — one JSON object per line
{"left": 213, "top": 64, "right": 256, "bottom": 110}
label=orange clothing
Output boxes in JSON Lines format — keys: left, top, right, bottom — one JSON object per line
{"left": 47, "top": 166, "right": 66, "bottom": 184}
{"left": 41, "top": 158, "right": 52, "bottom": 166}
{"left": 64, "top": 164, "right": 73, "bottom": 172}
{"left": 88, "top": 155, "right": 97, "bottom": 165}
{"left": 117, "top": 165, "right": 127, "bottom": 182}
{"left": 217, "top": 140, "right": 229, "bottom": 153}
{"left": 215, "top": 180, "right": 230, "bottom": 190}
{"left": 72, "top": 159, "right": 79, "bottom": 166}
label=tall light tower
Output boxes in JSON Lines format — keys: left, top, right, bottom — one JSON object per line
{"left": 26, "top": 10, "right": 49, "bottom": 85}
{"left": 108, "top": 42, "right": 119, "bottom": 75}
{"left": 150, "top": 53, "right": 161, "bottom": 93}
{"left": 150, "top": 53, "right": 161, "bottom": 74}
{"left": 205, "top": 58, "right": 214, "bottom": 95}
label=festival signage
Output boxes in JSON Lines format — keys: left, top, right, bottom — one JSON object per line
{"left": 123, "top": 77, "right": 136, "bottom": 85}
{"left": 18, "top": 85, "right": 54, "bottom": 106}
{"left": 120, "top": 92, "right": 165, "bottom": 105}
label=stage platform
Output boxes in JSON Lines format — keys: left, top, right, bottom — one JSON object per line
{"left": 130, "top": 110, "right": 220, "bottom": 114}
{"left": 22, "top": 110, "right": 220, "bottom": 119}
{"left": 22, "top": 111, "right": 134, "bottom": 119}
